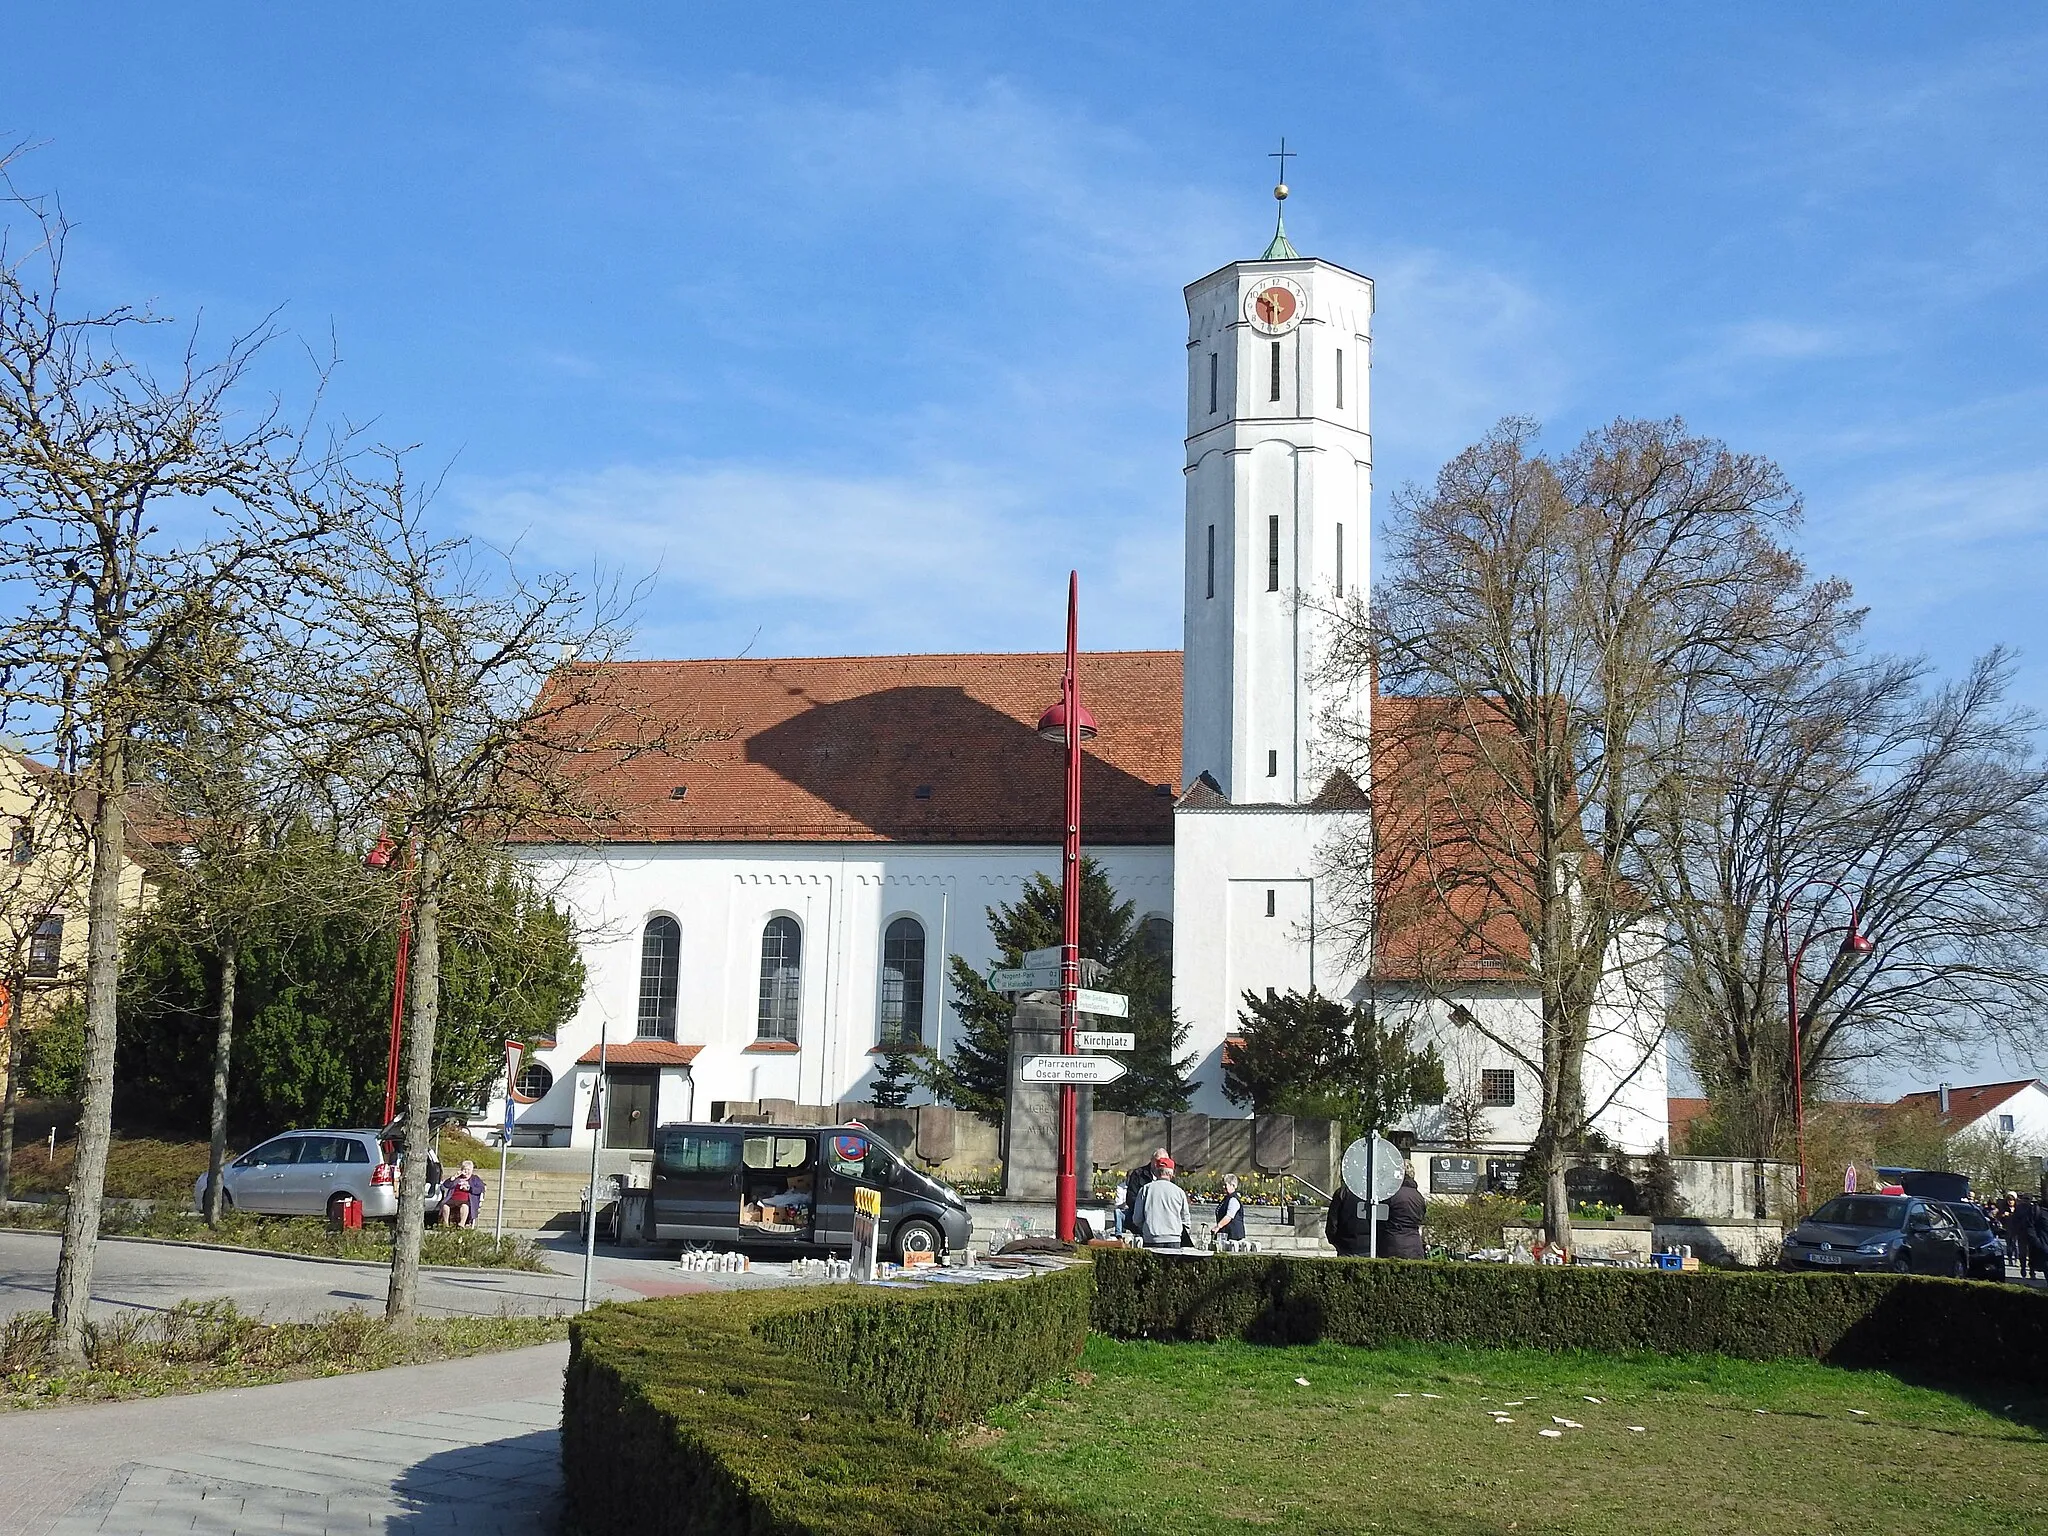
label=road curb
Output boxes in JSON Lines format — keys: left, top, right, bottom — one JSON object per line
{"left": 1, "top": 1225, "right": 548, "bottom": 1278}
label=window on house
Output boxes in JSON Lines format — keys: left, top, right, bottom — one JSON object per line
{"left": 9, "top": 824, "right": 31, "bottom": 865}
{"left": 1335, "top": 348, "right": 1345, "bottom": 409}
{"left": 515, "top": 1062, "right": 555, "bottom": 1099}
{"left": 1335, "top": 523, "right": 1344, "bottom": 597}
{"left": 1481, "top": 1069, "right": 1517, "bottom": 1107}
{"left": 1999, "top": 1114, "right": 2016, "bottom": 1133}
{"left": 1269, "top": 340, "right": 1281, "bottom": 402}
{"left": 878, "top": 916, "right": 926, "bottom": 1047}
{"left": 1265, "top": 888, "right": 1276, "bottom": 917}
{"left": 1267, "top": 750, "right": 1278, "bottom": 779}
{"left": 1268, "top": 515, "right": 1280, "bottom": 591}
{"left": 1208, "top": 352, "right": 1219, "bottom": 414}
{"left": 1206, "top": 524, "right": 1215, "bottom": 599}
{"left": 1138, "top": 915, "right": 1172, "bottom": 968}
{"left": 636, "top": 916, "right": 680, "bottom": 1041}
{"left": 26, "top": 915, "right": 62, "bottom": 978}
{"left": 757, "top": 916, "right": 802, "bottom": 1043}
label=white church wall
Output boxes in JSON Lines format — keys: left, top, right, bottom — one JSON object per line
{"left": 1171, "top": 804, "right": 1370, "bottom": 1117}
{"left": 508, "top": 841, "right": 1172, "bottom": 1145}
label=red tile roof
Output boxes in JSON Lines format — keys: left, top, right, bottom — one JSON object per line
{"left": 1367, "top": 696, "right": 1541, "bottom": 982}
{"left": 576, "top": 1041, "right": 705, "bottom": 1066}
{"left": 529, "top": 653, "right": 1182, "bottom": 845}
{"left": 1891, "top": 1079, "right": 2041, "bottom": 1134}
{"left": 1667, "top": 1097, "right": 1711, "bottom": 1150}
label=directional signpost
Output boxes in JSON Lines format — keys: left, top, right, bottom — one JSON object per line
{"left": 1075, "top": 1030, "right": 1135, "bottom": 1052}
{"left": 1074, "top": 987, "right": 1129, "bottom": 1017}
{"left": 1021, "top": 945, "right": 1065, "bottom": 969}
{"left": 990, "top": 965, "right": 1062, "bottom": 993}
{"left": 1023, "top": 1055, "right": 1129, "bottom": 1085}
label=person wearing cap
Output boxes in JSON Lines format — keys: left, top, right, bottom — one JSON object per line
{"left": 1133, "top": 1155, "right": 1194, "bottom": 1248}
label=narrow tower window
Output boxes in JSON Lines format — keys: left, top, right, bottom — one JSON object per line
{"left": 1205, "top": 524, "right": 1216, "bottom": 599}
{"left": 1267, "top": 516, "right": 1280, "bottom": 592}
{"left": 1265, "top": 888, "right": 1276, "bottom": 917}
{"left": 1335, "top": 349, "right": 1345, "bottom": 409}
{"left": 1207, "top": 352, "right": 1219, "bottom": 415}
{"left": 1269, "top": 340, "right": 1281, "bottom": 402}
{"left": 1335, "top": 523, "right": 1345, "bottom": 597}
{"left": 1267, "top": 749, "right": 1278, "bottom": 779}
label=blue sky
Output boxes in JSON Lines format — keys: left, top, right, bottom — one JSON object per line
{"left": 9, "top": 4, "right": 2046, "bottom": 705}
{"left": 8, "top": 6, "right": 2045, "bottom": 1090}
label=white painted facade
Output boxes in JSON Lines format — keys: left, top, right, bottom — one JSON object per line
{"left": 505, "top": 843, "right": 1172, "bottom": 1144}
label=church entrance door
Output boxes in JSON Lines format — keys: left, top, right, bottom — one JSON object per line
{"left": 604, "top": 1068, "right": 657, "bottom": 1150}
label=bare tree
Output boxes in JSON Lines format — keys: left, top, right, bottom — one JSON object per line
{"left": 1323, "top": 417, "right": 1825, "bottom": 1244}
{"left": 0, "top": 178, "right": 333, "bottom": 1359}
{"left": 280, "top": 455, "right": 650, "bottom": 1326}
{"left": 131, "top": 609, "right": 343, "bottom": 1223}
{"left": 1659, "top": 641, "right": 2048, "bottom": 1158}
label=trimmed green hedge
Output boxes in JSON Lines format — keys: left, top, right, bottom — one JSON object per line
{"left": 563, "top": 1270, "right": 1102, "bottom": 1536}
{"left": 1091, "top": 1249, "right": 2048, "bottom": 1382}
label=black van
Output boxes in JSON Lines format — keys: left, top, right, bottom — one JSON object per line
{"left": 649, "top": 1121, "right": 974, "bottom": 1262}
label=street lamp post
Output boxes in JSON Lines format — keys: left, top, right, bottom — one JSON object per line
{"left": 1036, "top": 572, "right": 1097, "bottom": 1244}
{"left": 365, "top": 833, "right": 416, "bottom": 1128}
{"left": 1779, "top": 879, "right": 1875, "bottom": 1209}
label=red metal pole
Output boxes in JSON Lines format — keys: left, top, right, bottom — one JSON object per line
{"left": 383, "top": 849, "right": 413, "bottom": 1128}
{"left": 1782, "top": 910, "right": 1805, "bottom": 1211}
{"left": 1056, "top": 571, "right": 1082, "bottom": 1244}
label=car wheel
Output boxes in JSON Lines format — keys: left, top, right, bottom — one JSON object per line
{"left": 1891, "top": 1255, "right": 1913, "bottom": 1274}
{"left": 893, "top": 1217, "right": 943, "bottom": 1264}
{"left": 327, "top": 1193, "right": 354, "bottom": 1223}
{"left": 1948, "top": 1253, "right": 1967, "bottom": 1279}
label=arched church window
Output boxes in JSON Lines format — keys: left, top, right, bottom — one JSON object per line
{"left": 1269, "top": 340, "right": 1282, "bottom": 401}
{"left": 757, "top": 916, "right": 802, "bottom": 1044}
{"left": 1139, "top": 915, "right": 1172, "bottom": 969}
{"left": 878, "top": 917, "right": 926, "bottom": 1046}
{"left": 1268, "top": 515, "right": 1281, "bottom": 591}
{"left": 1206, "top": 524, "right": 1216, "bottom": 600}
{"left": 637, "top": 916, "right": 680, "bottom": 1041}
{"left": 1208, "top": 352, "right": 1219, "bottom": 414}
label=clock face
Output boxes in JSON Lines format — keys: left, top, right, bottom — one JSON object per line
{"left": 1246, "top": 278, "right": 1305, "bottom": 334}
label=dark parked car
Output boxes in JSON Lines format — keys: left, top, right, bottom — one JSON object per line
{"left": 1933, "top": 1201, "right": 2007, "bottom": 1280}
{"left": 649, "top": 1121, "right": 973, "bottom": 1262}
{"left": 1779, "top": 1195, "right": 1967, "bottom": 1276}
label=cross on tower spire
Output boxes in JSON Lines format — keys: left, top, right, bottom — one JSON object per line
{"left": 1261, "top": 137, "right": 1299, "bottom": 260}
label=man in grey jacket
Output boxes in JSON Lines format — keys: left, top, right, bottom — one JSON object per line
{"left": 1133, "top": 1156, "right": 1193, "bottom": 1248}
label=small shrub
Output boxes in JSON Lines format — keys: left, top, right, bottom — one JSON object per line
{"left": 1422, "top": 1192, "right": 1525, "bottom": 1253}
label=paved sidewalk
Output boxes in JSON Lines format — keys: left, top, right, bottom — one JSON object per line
{"left": 2, "top": 1342, "right": 568, "bottom": 1536}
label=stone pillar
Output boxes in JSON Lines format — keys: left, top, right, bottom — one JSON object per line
{"left": 999, "top": 995, "right": 1091, "bottom": 1203}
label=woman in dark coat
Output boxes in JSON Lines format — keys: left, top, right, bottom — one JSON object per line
{"left": 1380, "top": 1168, "right": 1428, "bottom": 1259}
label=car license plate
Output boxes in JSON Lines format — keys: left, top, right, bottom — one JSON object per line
{"left": 1811, "top": 1253, "right": 1842, "bottom": 1265}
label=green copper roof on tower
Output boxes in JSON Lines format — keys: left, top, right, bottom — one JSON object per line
{"left": 1262, "top": 136, "right": 1299, "bottom": 259}
{"left": 1261, "top": 209, "right": 1299, "bottom": 261}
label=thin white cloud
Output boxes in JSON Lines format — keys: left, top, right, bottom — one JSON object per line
{"left": 455, "top": 458, "right": 1183, "bottom": 659}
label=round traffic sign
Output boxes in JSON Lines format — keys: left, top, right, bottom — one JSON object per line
{"left": 1340, "top": 1134, "right": 1405, "bottom": 1203}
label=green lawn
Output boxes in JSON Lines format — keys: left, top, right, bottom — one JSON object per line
{"left": 975, "top": 1336, "right": 2048, "bottom": 1535}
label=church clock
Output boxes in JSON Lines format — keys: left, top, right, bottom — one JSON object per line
{"left": 1245, "top": 277, "right": 1306, "bottom": 334}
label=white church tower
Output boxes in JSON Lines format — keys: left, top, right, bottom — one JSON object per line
{"left": 1181, "top": 184, "right": 1374, "bottom": 801}
{"left": 1172, "top": 179, "right": 1379, "bottom": 1114}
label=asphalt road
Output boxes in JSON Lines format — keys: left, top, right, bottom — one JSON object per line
{"left": 0, "top": 1229, "right": 713, "bottom": 1323}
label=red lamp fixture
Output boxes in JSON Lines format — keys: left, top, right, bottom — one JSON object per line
{"left": 1035, "top": 697, "right": 1098, "bottom": 745}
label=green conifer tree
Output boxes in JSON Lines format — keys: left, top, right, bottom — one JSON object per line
{"left": 922, "top": 856, "right": 1196, "bottom": 1124}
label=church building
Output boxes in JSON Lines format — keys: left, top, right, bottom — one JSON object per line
{"left": 501, "top": 202, "right": 1670, "bottom": 1159}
